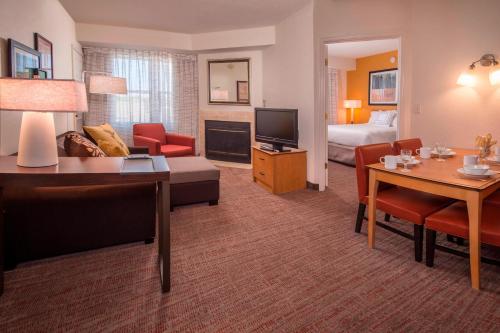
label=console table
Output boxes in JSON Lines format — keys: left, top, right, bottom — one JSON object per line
{"left": 252, "top": 146, "right": 307, "bottom": 194}
{"left": 0, "top": 156, "right": 171, "bottom": 296}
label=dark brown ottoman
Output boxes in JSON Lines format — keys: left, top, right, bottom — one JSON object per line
{"left": 168, "top": 156, "right": 220, "bottom": 210}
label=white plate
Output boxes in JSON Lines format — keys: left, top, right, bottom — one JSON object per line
{"left": 396, "top": 157, "right": 421, "bottom": 165}
{"left": 457, "top": 168, "right": 495, "bottom": 179}
{"left": 486, "top": 156, "right": 500, "bottom": 163}
{"left": 431, "top": 150, "right": 457, "bottom": 157}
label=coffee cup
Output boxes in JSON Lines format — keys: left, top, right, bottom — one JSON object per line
{"left": 416, "top": 147, "right": 431, "bottom": 159}
{"left": 380, "top": 155, "right": 398, "bottom": 170}
{"left": 464, "top": 155, "right": 479, "bottom": 166}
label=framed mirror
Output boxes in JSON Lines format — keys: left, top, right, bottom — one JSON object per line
{"left": 208, "top": 59, "right": 250, "bottom": 105}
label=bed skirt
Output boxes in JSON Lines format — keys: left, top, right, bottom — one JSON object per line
{"left": 328, "top": 142, "right": 356, "bottom": 166}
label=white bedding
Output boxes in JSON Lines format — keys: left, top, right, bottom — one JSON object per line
{"left": 328, "top": 123, "right": 397, "bottom": 147}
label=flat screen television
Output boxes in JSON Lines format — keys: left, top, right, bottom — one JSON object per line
{"left": 255, "top": 108, "right": 298, "bottom": 151}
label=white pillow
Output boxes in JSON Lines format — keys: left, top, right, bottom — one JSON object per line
{"left": 374, "top": 111, "right": 397, "bottom": 127}
{"left": 391, "top": 114, "right": 398, "bottom": 127}
{"left": 368, "top": 111, "right": 381, "bottom": 124}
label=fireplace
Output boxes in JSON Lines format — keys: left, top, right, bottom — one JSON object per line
{"left": 205, "top": 120, "right": 251, "bottom": 163}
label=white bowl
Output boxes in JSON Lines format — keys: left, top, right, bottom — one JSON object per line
{"left": 463, "top": 164, "right": 490, "bottom": 175}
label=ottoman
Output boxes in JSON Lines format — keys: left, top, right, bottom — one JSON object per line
{"left": 167, "top": 156, "right": 220, "bottom": 210}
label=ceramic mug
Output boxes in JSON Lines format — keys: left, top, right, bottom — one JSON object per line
{"left": 463, "top": 155, "right": 479, "bottom": 166}
{"left": 380, "top": 155, "right": 398, "bottom": 170}
{"left": 416, "top": 147, "right": 432, "bottom": 159}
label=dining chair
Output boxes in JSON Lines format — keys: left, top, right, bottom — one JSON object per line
{"left": 393, "top": 138, "right": 423, "bottom": 155}
{"left": 425, "top": 202, "right": 500, "bottom": 267}
{"left": 354, "top": 143, "right": 454, "bottom": 261}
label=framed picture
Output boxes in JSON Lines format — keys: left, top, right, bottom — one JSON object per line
{"left": 8, "top": 39, "right": 41, "bottom": 78}
{"left": 237, "top": 80, "right": 249, "bottom": 103}
{"left": 35, "top": 33, "right": 53, "bottom": 79}
{"left": 368, "top": 68, "right": 398, "bottom": 105}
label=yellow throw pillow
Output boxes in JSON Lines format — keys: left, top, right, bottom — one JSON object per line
{"left": 83, "top": 123, "right": 130, "bottom": 157}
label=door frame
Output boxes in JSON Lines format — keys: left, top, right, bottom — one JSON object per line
{"left": 315, "top": 33, "right": 406, "bottom": 190}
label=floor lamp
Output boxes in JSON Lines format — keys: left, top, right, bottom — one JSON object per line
{"left": 343, "top": 100, "right": 361, "bottom": 124}
{"left": 0, "top": 78, "right": 88, "bottom": 167}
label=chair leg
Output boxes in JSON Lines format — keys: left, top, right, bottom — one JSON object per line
{"left": 384, "top": 213, "right": 391, "bottom": 222}
{"left": 414, "top": 224, "right": 424, "bottom": 262}
{"left": 426, "top": 229, "right": 437, "bottom": 267}
{"left": 355, "top": 203, "right": 366, "bottom": 233}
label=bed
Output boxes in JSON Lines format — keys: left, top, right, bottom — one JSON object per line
{"left": 328, "top": 123, "right": 397, "bottom": 165}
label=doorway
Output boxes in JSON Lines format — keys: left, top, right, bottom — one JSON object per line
{"left": 322, "top": 37, "right": 402, "bottom": 187}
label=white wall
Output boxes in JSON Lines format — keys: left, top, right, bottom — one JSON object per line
{"left": 199, "top": 50, "right": 264, "bottom": 112}
{"left": 263, "top": 2, "right": 316, "bottom": 182}
{"left": 0, "top": 0, "right": 80, "bottom": 155}
{"left": 409, "top": 0, "right": 500, "bottom": 148}
{"left": 77, "top": 23, "right": 275, "bottom": 51}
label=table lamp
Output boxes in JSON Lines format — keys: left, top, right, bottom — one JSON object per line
{"left": 344, "top": 100, "right": 361, "bottom": 124}
{"left": 0, "top": 78, "right": 88, "bottom": 167}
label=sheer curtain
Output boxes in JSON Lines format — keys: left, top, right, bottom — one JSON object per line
{"left": 83, "top": 47, "right": 199, "bottom": 147}
{"left": 327, "top": 67, "right": 340, "bottom": 125}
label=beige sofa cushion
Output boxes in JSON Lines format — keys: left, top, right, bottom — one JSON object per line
{"left": 167, "top": 156, "right": 220, "bottom": 184}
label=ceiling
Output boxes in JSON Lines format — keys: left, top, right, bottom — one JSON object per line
{"left": 327, "top": 39, "right": 399, "bottom": 59}
{"left": 59, "top": 0, "right": 311, "bottom": 34}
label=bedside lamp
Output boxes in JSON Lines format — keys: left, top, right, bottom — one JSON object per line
{"left": 344, "top": 100, "right": 361, "bottom": 124}
{"left": 0, "top": 78, "right": 88, "bottom": 167}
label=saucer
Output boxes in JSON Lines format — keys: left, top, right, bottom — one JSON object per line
{"left": 486, "top": 156, "right": 500, "bottom": 163}
{"left": 432, "top": 150, "right": 456, "bottom": 157}
{"left": 396, "top": 157, "right": 421, "bottom": 166}
{"left": 457, "top": 168, "right": 495, "bottom": 179}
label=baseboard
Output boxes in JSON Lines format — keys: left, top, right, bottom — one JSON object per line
{"left": 307, "top": 181, "right": 319, "bottom": 191}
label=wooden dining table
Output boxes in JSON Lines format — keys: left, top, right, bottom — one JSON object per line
{"left": 367, "top": 149, "right": 500, "bottom": 290}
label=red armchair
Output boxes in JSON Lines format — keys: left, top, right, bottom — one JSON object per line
{"left": 133, "top": 123, "right": 195, "bottom": 157}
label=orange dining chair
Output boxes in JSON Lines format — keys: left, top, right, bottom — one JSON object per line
{"left": 393, "top": 138, "right": 423, "bottom": 155}
{"left": 425, "top": 202, "right": 500, "bottom": 267}
{"left": 355, "top": 143, "right": 454, "bottom": 261}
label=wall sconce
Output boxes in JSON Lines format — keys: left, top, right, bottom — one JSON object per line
{"left": 457, "top": 54, "right": 500, "bottom": 87}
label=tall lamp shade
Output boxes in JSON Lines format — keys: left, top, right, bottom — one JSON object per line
{"left": 343, "top": 99, "right": 361, "bottom": 124}
{"left": 0, "top": 78, "right": 88, "bottom": 167}
{"left": 89, "top": 75, "right": 127, "bottom": 94}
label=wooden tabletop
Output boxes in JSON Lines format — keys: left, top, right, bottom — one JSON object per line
{"left": 253, "top": 146, "right": 307, "bottom": 155}
{"left": 0, "top": 156, "right": 170, "bottom": 187}
{"left": 368, "top": 149, "right": 500, "bottom": 190}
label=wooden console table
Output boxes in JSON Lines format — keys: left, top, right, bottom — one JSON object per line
{"left": 252, "top": 146, "right": 307, "bottom": 194}
{"left": 0, "top": 156, "right": 171, "bottom": 296}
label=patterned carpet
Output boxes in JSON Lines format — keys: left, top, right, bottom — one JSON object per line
{"left": 1, "top": 162, "right": 500, "bottom": 332}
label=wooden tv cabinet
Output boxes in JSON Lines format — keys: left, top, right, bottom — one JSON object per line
{"left": 252, "top": 146, "right": 307, "bottom": 194}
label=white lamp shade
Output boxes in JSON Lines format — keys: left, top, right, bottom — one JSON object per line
{"left": 89, "top": 75, "right": 127, "bottom": 94}
{"left": 489, "top": 69, "right": 500, "bottom": 86}
{"left": 343, "top": 100, "right": 361, "bottom": 108}
{"left": 456, "top": 71, "right": 477, "bottom": 87}
{"left": 0, "top": 78, "right": 88, "bottom": 112}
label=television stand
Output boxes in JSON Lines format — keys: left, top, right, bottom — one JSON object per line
{"left": 252, "top": 146, "right": 307, "bottom": 194}
{"left": 259, "top": 143, "right": 291, "bottom": 153}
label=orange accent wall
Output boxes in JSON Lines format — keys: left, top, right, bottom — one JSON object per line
{"left": 346, "top": 50, "right": 398, "bottom": 124}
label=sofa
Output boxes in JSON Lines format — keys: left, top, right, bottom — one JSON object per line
{"left": 2, "top": 132, "right": 157, "bottom": 268}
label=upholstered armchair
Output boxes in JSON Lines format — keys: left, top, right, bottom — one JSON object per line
{"left": 133, "top": 123, "right": 195, "bottom": 157}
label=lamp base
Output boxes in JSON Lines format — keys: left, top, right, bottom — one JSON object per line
{"left": 17, "top": 112, "right": 58, "bottom": 167}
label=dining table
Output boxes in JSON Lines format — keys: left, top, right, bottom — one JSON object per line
{"left": 367, "top": 149, "right": 500, "bottom": 290}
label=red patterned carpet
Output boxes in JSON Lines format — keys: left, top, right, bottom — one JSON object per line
{"left": 1, "top": 162, "right": 499, "bottom": 332}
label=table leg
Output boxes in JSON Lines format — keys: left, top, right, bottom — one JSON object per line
{"left": 0, "top": 187, "right": 3, "bottom": 296}
{"left": 466, "top": 191, "right": 482, "bottom": 290}
{"left": 157, "top": 181, "right": 170, "bottom": 293}
{"left": 368, "top": 169, "right": 379, "bottom": 248}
